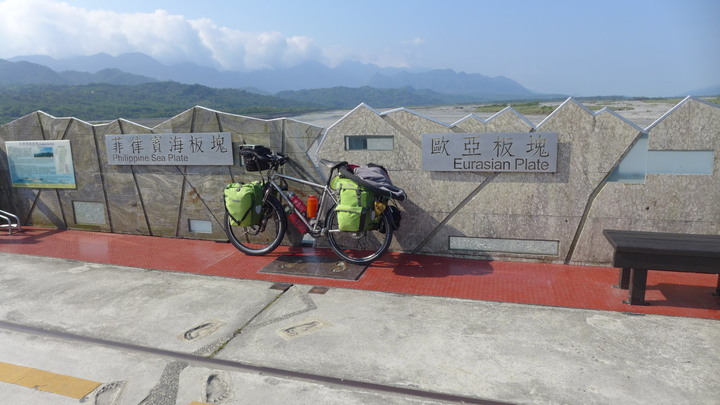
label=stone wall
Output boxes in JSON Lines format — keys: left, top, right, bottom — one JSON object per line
{"left": 314, "top": 97, "right": 720, "bottom": 265}
{"left": 1, "top": 98, "right": 718, "bottom": 265}
{"left": 0, "top": 107, "right": 323, "bottom": 244}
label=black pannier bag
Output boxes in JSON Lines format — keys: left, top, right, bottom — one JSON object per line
{"left": 351, "top": 163, "right": 405, "bottom": 234}
{"left": 241, "top": 145, "right": 272, "bottom": 172}
{"left": 379, "top": 205, "right": 401, "bottom": 234}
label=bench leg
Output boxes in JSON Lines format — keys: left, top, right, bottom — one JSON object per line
{"left": 714, "top": 275, "right": 720, "bottom": 296}
{"left": 623, "top": 268, "right": 648, "bottom": 305}
{"left": 614, "top": 267, "right": 631, "bottom": 290}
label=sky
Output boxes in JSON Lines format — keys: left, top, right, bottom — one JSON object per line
{"left": 0, "top": 0, "right": 718, "bottom": 97}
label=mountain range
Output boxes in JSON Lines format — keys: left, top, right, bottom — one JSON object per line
{"left": 5, "top": 52, "right": 542, "bottom": 99}
{"left": 0, "top": 59, "right": 157, "bottom": 86}
{"left": 1, "top": 53, "right": 716, "bottom": 125}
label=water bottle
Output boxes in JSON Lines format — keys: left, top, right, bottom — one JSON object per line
{"left": 288, "top": 192, "right": 306, "bottom": 215}
{"left": 287, "top": 211, "right": 308, "bottom": 234}
{"left": 286, "top": 194, "right": 308, "bottom": 233}
{"left": 306, "top": 195, "right": 318, "bottom": 218}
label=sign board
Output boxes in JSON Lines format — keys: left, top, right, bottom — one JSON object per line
{"left": 6, "top": 140, "right": 76, "bottom": 188}
{"left": 422, "top": 132, "right": 558, "bottom": 172}
{"left": 106, "top": 132, "right": 233, "bottom": 165}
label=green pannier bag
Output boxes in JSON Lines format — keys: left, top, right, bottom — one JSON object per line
{"left": 331, "top": 176, "right": 375, "bottom": 232}
{"left": 224, "top": 181, "right": 263, "bottom": 226}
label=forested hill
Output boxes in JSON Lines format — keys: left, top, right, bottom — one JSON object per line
{"left": 275, "top": 86, "right": 533, "bottom": 109}
{"left": 0, "top": 82, "right": 324, "bottom": 124}
{"left": 276, "top": 86, "right": 473, "bottom": 109}
{"left": 1, "top": 82, "right": 536, "bottom": 125}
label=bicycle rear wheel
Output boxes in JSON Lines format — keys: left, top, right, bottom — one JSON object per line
{"left": 326, "top": 205, "right": 393, "bottom": 265}
{"left": 226, "top": 194, "right": 286, "bottom": 255}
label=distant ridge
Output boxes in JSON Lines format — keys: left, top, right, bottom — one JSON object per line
{"left": 0, "top": 59, "right": 64, "bottom": 85}
{"left": 8, "top": 53, "right": 538, "bottom": 97}
{"left": 368, "top": 69, "right": 533, "bottom": 97}
{"left": 684, "top": 84, "right": 720, "bottom": 97}
{"left": 1, "top": 58, "right": 157, "bottom": 86}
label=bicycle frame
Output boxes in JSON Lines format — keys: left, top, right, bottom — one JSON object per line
{"left": 263, "top": 170, "right": 339, "bottom": 237}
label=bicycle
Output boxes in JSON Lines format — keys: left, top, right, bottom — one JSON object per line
{"left": 224, "top": 145, "right": 405, "bottom": 265}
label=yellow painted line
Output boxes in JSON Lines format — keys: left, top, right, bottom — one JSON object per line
{"left": 0, "top": 362, "right": 101, "bottom": 399}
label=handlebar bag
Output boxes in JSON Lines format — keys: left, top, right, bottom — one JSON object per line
{"left": 240, "top": 145, "right": 273, "bottom": 171}
{"left": 224, "top": 181, "right": 263, "bottom": 226}
{"left": 331, "top": 176, "right": 375, "bottom": 232}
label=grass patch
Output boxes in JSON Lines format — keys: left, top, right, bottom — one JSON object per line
{"left": 637, "top": 97, "right": 685, "bottom": 104}
{"left": 474, "top": 102, "right": 556, "bottom": 115}
{"left": 638, "top": 96, "right": 719, "bottom": 105}
{"left": 474, "top": 96, "right": 720, "bottom": 116}
{"left": 585, "top": 104, "right": 634, "bottom": 112}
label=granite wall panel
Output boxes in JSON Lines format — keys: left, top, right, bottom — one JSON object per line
{"left": 95, "top": 120, "right": 152, "bottom": 234}
{"left": 572, "top": 98, "right": 720, "bottom": 264}
{"left": 1, "top": 99, "right": 718, "bottom": 266}
{"left": 30, "top": 189, "right": 65, "bottom": 227}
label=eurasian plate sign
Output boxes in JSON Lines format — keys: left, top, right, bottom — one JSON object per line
{"left": 422, "top": 132, "right": 558, "bottom": 173}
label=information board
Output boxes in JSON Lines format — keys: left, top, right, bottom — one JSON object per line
{"left": 6, "top": 140, "right": 76, "bottom": 188}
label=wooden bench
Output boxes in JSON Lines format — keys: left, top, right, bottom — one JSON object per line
{"left": 602, "top": 229, "right": 720, "bottom": 305}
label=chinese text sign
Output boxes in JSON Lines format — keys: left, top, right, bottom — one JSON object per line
{"left": 106, "top": 132, "right": 233, "bottom": 165}
{"left": 422, "top": 132, "right": 558, "bottom": 172}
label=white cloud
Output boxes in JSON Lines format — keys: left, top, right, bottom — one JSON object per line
{"left": 0, "top": 0, "right": 325, "bottom": 71}
{"left": 403, "top": 38, "right": 425, "bottom": 46}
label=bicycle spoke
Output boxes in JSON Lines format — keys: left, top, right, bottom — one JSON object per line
{"left": 226, "top": 194, "right": 286, "bottom": 255}
{"left": 326, "top": 206, "right": 392, "bottom": 265}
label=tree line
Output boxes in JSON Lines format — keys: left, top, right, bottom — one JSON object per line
{"left": 0, "top": 81, "right": 550, "bottom": 125}
{"left": 0, "top": 82, "right": 324, "bottom": 124}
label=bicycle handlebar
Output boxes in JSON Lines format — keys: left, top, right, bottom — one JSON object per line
{"left": 239, "top": 146, "right": 287, "bottom": 168}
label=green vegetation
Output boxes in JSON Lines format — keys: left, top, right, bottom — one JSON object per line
{"left": 3, "top": 81, "right": 716, "bottom": 126}
{"left": 685, "top": 96, "right": 720, "bottom": 105}
{"left": 0, "top": 82, "right": 324, "bottom": 124}
{"left": 473, "top": 97, "right": 720, "bottom": 116}
{"left": 474, "top": 102, "right": 556, "bottom": 115}
{"left": 635, "top": 96, "right": 719, "bottom": 105}
{"left": 276, "top": 86, "right": 477, "bottom": 109}
{"left": 585, "top": 104, "right": 634, "bottom": 112}
{"left": 637, "top": 97, "right": 685, "bottom": 104}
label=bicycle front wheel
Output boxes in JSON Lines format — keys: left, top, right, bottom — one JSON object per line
{"left": 326, "top": 205, "right": 393, "bottom": 265}
{"left": 226, "top": 194, "right": 286, "bottom": 255}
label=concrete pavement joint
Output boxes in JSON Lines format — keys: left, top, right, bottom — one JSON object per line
{"left": 138, "top": 361, "right": 188, "bottom": 405}
{"left": 241, "top": 287, "right": 319, "bottom": 331}
{"left": 205, "top": 287, "right": 292, "bottom": 358}
{"left": 204, "top": 286, "right": 319, "bottom": 359}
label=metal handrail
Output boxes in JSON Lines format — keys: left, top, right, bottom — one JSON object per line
{"left": 0, "top": 209, "right": 20, "bottom": 235}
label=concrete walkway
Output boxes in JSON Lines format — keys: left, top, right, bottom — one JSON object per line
{"left": 0, "top": 252, "right": 718, "bottom": 404}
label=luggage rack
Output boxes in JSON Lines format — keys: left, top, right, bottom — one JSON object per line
{"left": 0, "top": 209, "right": 21, "bottom": 235}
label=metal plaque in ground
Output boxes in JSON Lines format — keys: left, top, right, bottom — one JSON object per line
{"left": 260, "top": 255, "right": 367, "bottom": 280}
